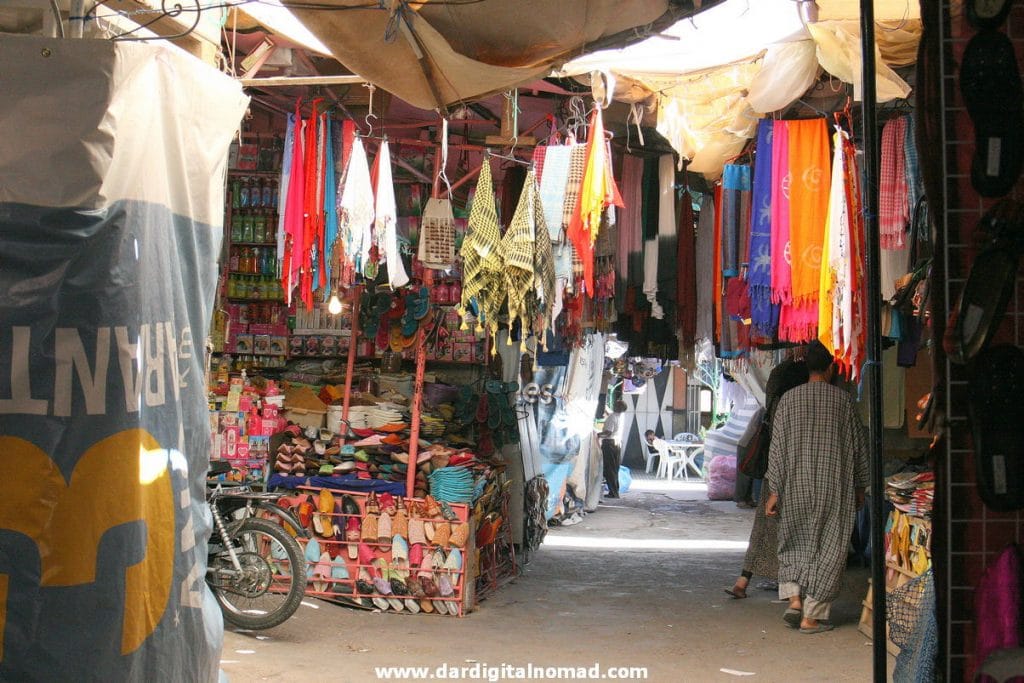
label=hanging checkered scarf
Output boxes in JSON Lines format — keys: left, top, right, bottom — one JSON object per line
{"left": 459, "top": 159, "right": 504, "bottom": 337}
{"left": 532, "top": 171, "right": 556, "bottom": 346}
{"left": 880, "top": 116, "right": 908, "bottom": 249}
{"left": 503, "top": 168, "right": 539, "bottom": 348}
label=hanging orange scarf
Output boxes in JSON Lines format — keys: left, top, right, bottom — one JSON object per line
{"left": 566, "top": 108, "right": 623, "bottom": 295}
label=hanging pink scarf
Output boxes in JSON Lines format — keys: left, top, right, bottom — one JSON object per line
{"left": 770, "top": 120, "right": 792, "bottom": 306}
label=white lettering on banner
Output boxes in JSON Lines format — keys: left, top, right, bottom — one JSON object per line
{"left": 116, "top": 325, "right": 146, "bottom": 413}
{"left": 54, "top": 327, "right": 110, "bottom": 416}
{"left": 0, "top": 323, "right": 194, "bottom": 416}
{"left": 0, "top": 327, "right": 47, "bottom": 415}
{"left": 143, "top": 323, "right": 166, "bottom": 408}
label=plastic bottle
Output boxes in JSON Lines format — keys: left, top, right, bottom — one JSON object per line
{"left": 229, "top": 248, "right": 240, "bottom": 272}
{"left": 230, "top": 213, "right": 243, "bottom": 243}
{"left": 254, "top": 212, "right": 267, "bottom": 244}
{"left": 261, "top": 179, "right": 273, "bottom": 209}
{"left": 241, "top": 213, "right": 254, "bottom": 243}
{"left": 231, "top": 177, "right": 241, "bottom": 209}
{"left": 239, "top": 177, "right": 250, "bottom": 209}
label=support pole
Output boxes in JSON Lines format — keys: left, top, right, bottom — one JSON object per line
{"left": 406, "top": 141, "right": 442, "bottom": 497}
{"left": 341, "top": 284, "right": 363, "bottom": 430}
{"left": 858, "top": 2, "right": 886, "bottom": 680}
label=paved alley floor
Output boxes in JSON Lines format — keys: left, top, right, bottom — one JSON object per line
{"left": 221, "top": 475, "right": 888, "bottom": 682}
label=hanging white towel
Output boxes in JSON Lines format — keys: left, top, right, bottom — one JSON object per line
{"left": 374, "top": 140, "right": 409, "bottom": 288}
{"left": 337, "top": 137, "right": 374, "bottom": 274}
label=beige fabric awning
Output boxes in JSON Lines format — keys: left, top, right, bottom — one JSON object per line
{"left": 281, "top": 0, "right": 710, "bottom": 111}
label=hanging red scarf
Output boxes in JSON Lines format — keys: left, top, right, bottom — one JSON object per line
{"left": 300, "top": 98, "right": 323, "bottom": 309}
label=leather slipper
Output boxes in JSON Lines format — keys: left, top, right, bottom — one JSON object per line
{"left": 799, "top": 623, "right": 835, "bottom": 634}
{"left": 968, "top": 344, "right": 1024, "bottom": 511}
{"left": 960, "top": 29, "right": 1024, "bottom": 197}
{"left": 783, "top": 608, "right": 802, "bottom": 628}
{"left": 724, "top": 587, "right": 748, "bottom": 600}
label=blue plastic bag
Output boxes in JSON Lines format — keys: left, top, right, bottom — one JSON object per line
{"left": 619, "top": 466, "right": 632, "bottom": 494}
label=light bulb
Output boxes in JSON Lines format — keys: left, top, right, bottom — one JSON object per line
{"left": 327, "top": 294, "right": 342, "bottom": 315}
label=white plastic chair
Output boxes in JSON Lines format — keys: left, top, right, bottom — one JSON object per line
{"left": 643, "top": 443, "right": 660, "bottom": 474}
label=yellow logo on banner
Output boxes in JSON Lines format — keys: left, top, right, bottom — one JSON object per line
{"left": 0, "top": 429, "right": 174, "bottom": 659}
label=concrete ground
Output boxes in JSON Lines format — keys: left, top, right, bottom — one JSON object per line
{"left": 222, "top": 472, "right": 889, "bottom": 682}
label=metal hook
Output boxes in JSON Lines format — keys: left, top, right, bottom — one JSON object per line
{"left": 364, "top": 83, "right": 378, "bottom": 137}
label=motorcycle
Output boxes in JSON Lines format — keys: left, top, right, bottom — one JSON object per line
{"left": 205, "top": 460, "right": 305, "bottom": 630}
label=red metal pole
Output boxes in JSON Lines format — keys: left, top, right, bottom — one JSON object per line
{"left": 406, "top": 135, "right": 443, "bottom": 496}
{"left": 341, "top": 284, "right": 363, "bottom": 432}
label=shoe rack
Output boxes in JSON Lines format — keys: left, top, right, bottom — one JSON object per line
{"left": 292, "top": 486, "right": 474, "bottom": 616}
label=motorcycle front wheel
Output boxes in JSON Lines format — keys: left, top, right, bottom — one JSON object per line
{"left": 208, "top": 517, "right": 305, "bottom": 630}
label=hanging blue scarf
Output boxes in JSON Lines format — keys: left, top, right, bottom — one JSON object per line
{"left": 748, "top": 119, "right": 779, "bottom": 338}
{"left": 321, "top": 117, "right": 338, "bottom": 300}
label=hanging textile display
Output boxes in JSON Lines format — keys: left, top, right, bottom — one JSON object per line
{"left": 617, "top": 154, "right": 644, "bottom": 301}
{"left": 721, "top": 164, "right": 751, "bottom": 278}
{"left": 719, "top": 165, "right": 751, "bottom": 357}
{"left": 566, "top": 108, "right": 623, "bottom": 296}
{"left": 374, "top": 140, "right": 409, "bottom": 289}
{"left": 538, "top": 145, "right": 572, "bottom": 242}
{"left": 748, "top": 119, "right": 779, "bottom": 339}
{"left": 282, "top": 101, "right": 306, "bottom": 306}
{"left": 695, "top": 193, "right": 716, "bottom": 343}
{"left": 655, "top": 154, "right": 678, "bottom": 325}
{"left": 676, "top": 189, "right": 697, "bottom": 347}
{"left": 880, "top": 115, "right": 909, "bottom": 249}
{"left": 337, "top": 136, "right": 375, "bottom": 282}
{"left": 819, "top": 127, "right": 867, "bottom": 380}
{"left": 778, "top": 118, "right": 831, "bottom": 343}
{"left": 277, "top": 113, "right": 296, "bottom": 263}
{"left": 321, "top": 116, "right": 339, "bottom": 297}
{"left": 459, "top": 159, "right": 505, "bottom": 339}
{"left": 770, "top": 119, "right": 793, "bottom": 309}
{"left": 300, "top": 98, "right": 324, "bottom": 309}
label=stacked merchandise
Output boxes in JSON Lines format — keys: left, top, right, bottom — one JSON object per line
{"left": 885, "top": 469, "right": 935, "bottom": 518}
{"left": 286, "top": 489, "right": 471, "bottom": 615}
{"left": 208, "top": 369, "right": 288, "bottom": 484}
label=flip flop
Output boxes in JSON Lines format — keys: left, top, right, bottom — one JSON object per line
{"left": 968, "top": 344, "right": 1024, "bottom": 511}
{"left": 960, "top": 29, "right": 1024, "bottom": 197}
{"left": 724, "top": 587, "right": 748, "bottom": 600}
{"left": 783, "top": 608, "right": 802, "bottom": 628}
{"left": 799, "top": 623, "right": 835, "bottom": 634}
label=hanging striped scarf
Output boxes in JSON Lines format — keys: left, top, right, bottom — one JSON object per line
{"left": 276, "top": 114, "right": 295, "bottom": 262}
{"left": 721, "top": 164, "right": 751, "bottom": 277}
{"left": 749, "top": 119, "right": 778, "bottom": 338}
{"left": 460, "top": 159, "right": 505, "bottom": 339}
{"left": 880, "top": 116, "right": 908, "bottom": 249}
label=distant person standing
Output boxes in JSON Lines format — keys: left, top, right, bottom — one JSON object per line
{"left": 599, "top": 400, "right": 627, "bottom": 499}
{"left": 765, "top": 341, "right": 868, "bottom": 633}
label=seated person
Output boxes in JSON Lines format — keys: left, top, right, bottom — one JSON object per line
{"left": 644, "top": 429, "right": 669, "bottom": 470}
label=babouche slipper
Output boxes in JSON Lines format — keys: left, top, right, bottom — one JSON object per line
{"left": 724, "top": 587, "right": 748, "bottom": 600}
{"left": 799, "top": 623, "right": 835, "bottom": 634}
{"left": 783, "top": 608, "right": 802, "bottom": 628}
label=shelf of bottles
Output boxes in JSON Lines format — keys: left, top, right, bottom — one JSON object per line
{"left": 227, "top": 173, "right": 283, "bottom": 302}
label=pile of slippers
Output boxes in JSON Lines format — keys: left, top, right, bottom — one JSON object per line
{"left": 297, "top": 491, "right": 470, "bottom": 615}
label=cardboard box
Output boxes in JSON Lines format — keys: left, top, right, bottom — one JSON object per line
{"left": 283, "top": 406, "right": 326, "bottom": 429}
{"left": 235, "top": 334, "right": 254, "bottom": 354}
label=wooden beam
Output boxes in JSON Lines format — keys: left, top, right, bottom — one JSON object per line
{"left": 240, "top": 75, "right": 369, "bottom": 88}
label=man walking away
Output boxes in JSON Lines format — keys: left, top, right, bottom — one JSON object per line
{"left": 765, "top": 341, "right": 868, "bottom": 633}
